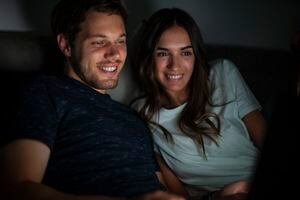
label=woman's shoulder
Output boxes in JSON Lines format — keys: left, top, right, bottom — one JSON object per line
{"left": 208, "top": 59, "right": 239, "bottom": 103}
{"left": 209, "top": 58, "right": 238, "bottom": 75}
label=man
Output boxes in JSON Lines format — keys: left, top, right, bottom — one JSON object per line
{"left": 0, "top": 0, "right": 185, "bottom": 199}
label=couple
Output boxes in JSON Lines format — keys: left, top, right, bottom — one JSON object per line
{"left": 0, "top": 0, "right": 265, "bottom": 200}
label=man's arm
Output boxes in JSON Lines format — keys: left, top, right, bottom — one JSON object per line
{"left": 0, "top": 139, "right": 124, "bottom": 200}
{"left": 0, "top": 139, "right": 185, "bottom": 200}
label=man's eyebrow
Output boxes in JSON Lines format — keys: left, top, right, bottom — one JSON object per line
{"left": 119, "top": 33, "right": 127, "bottom": 38}
{"left": 87, "top": 33, "right": 127, "bottom": 38}
{"left": 156, "top": 47, "right": 169, "bottom": 51}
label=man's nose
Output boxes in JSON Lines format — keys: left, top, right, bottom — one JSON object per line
{"left": 104, "top": 44, "right": 120, "bottom": 61}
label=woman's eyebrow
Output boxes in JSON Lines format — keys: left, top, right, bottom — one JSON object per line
{"left": 181, "top": 45, "right": 193, "bottom": 50}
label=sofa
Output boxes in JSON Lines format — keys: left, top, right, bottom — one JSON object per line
{"left": 0, "top": 31, "right": 295, "bottom": 146}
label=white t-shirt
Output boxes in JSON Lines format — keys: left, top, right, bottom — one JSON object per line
{"left": 134, "top": 59, "right": 261, "bottom": 194}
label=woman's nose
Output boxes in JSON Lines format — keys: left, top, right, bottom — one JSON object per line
{"left": 167, "top": 55, "right": 179, "bottom": 70}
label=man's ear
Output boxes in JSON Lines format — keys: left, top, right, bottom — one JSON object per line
{"left": 57, "top": 33, "right": 72, "bottom": 57}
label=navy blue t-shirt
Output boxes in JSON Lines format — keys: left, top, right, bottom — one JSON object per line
{"left": 12, "top": 75, "right": 163, "bottom": 197}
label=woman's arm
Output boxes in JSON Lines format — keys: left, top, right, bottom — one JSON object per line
{"left": 155, "top": 154, "right": 189, "bottom": 198}
{"left": 242, "top": 110, "right": 266, "bottom": 149}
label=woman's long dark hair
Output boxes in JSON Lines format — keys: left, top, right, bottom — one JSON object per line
{"left": 132, "top": 8, "right": 220, "bottom": 155}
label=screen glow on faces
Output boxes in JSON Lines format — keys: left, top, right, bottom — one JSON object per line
{"left": 68, "top": 12, "right": 127, "bottom": 94}
{"left": 154, "top": 25, "right": 195, "bottom": 99}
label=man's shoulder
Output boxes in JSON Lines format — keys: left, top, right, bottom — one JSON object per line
{"left": 20, "top": 75, "right": 69, "bottom": 103}
{"left": 129, "top": 96, "right": 146, "bottom": 111}
{"left": 28, "top": 74, "right": 63, "bottom": 88}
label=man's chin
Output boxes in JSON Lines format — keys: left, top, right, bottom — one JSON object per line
{"left": 97, "top": 80, "right": 118, "bottom": 90}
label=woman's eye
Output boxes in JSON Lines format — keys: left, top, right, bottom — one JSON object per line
{"left": 157, "top": 52, "right": 168, "bottom": 57}
{"left": 182, "top": 51, "right": 192, "bottom": 56}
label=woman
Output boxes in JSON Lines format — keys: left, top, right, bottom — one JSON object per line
{"left": 131, "top": 8, "right": 265, "bottom": 200}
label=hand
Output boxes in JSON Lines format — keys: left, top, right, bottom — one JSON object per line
{"left": 134, "top": 190, "right": 186, "bottom": 200}
{"left": 218, "top": 180, "right": 250, "bottom": 197}
{"left": 216, "top": 193, "right": 248, "bottom": 200}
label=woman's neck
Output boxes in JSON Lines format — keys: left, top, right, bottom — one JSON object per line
{"left": 161, "top": 90, "right": 188, "bottom": 109}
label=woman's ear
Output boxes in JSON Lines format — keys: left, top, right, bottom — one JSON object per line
{"left": 57, "top": 33, "right": 71, "bottom": 57}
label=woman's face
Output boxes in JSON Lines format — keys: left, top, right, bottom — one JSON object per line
{"left": 154, "top": 25, "right": 195, "bottom": 97}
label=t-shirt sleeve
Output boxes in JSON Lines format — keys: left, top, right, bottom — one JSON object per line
{"left": 11, "top": 78, "right": 59, "bottom": 149}
{"left": 225, "top": 60, "right": 262, "bottom": 118}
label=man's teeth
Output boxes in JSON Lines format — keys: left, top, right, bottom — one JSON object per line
{"left": 167, "top": 74, "right": 182, "bottom": 80}
{"left": 101, "top": 66, "right": 117, "bottom": 72}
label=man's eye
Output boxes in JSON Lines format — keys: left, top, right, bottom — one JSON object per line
{"left": 117, "top": 39, "right": 126, "bottom": 44}
{"left": 91, "top": 41, "right": 106, "bottom": 47}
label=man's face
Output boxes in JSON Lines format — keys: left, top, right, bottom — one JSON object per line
{"left": 66, "top": 11, "right": 127, "bottom": 93}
